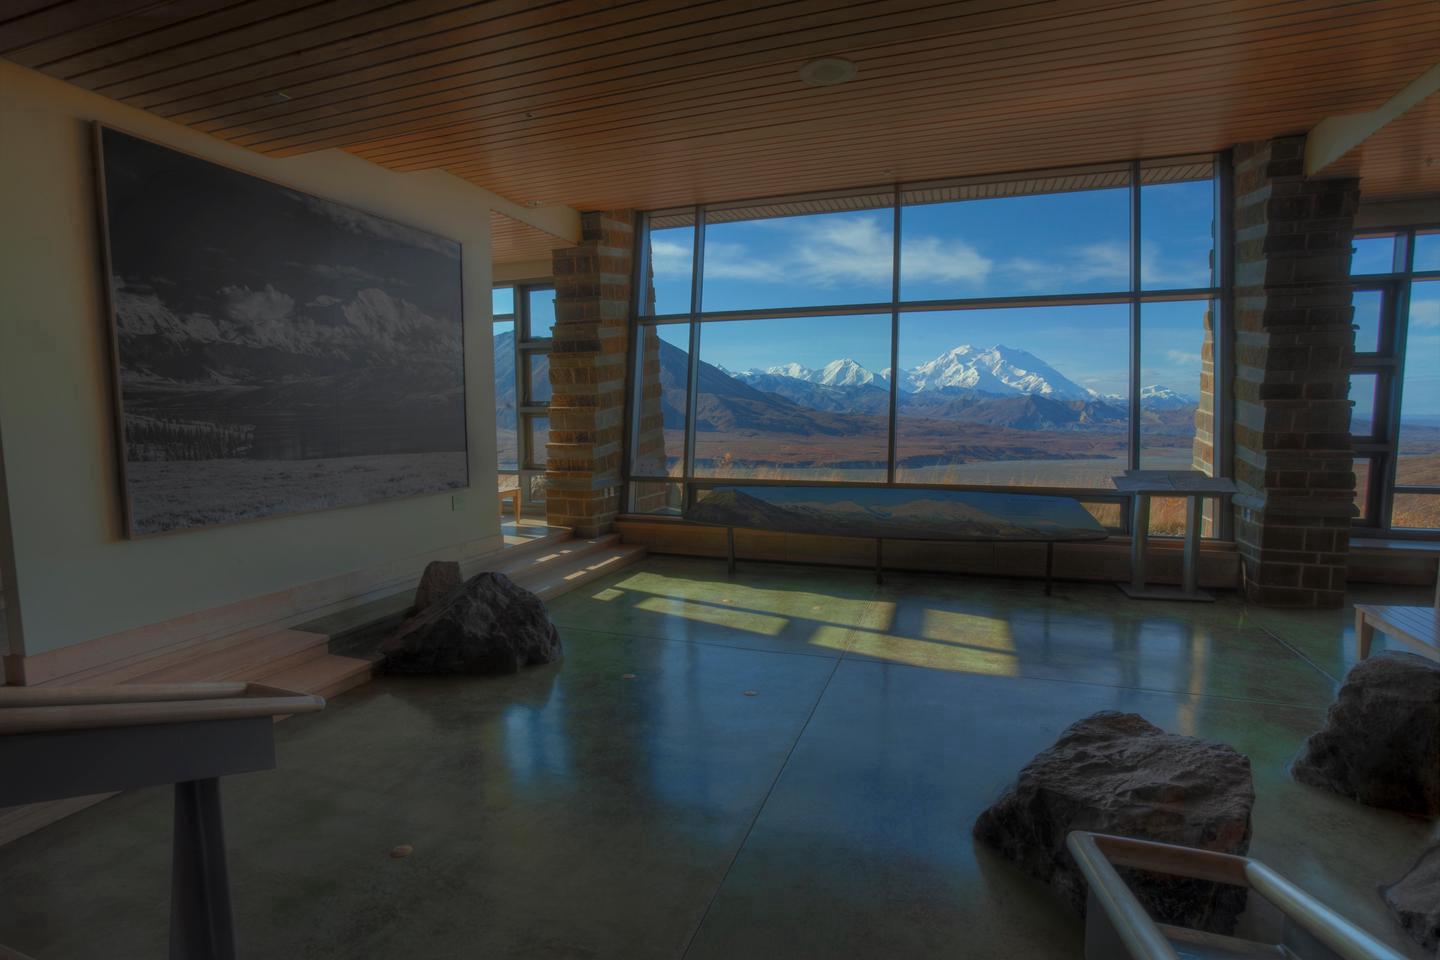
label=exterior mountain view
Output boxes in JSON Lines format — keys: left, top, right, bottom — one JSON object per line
{"left": 632, "top": 335, "right": 1202, "bottom": 488}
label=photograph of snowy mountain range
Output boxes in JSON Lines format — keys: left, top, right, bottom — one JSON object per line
{"left": 99, "top": 127, "right": 467, "bottom": 536}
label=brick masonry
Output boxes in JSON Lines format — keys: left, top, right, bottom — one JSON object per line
{"left": 1230, "top": 135, "right": 1359, "bottom": 608}
{"left": 545, "top": 211, "right": 635, "bottom": 537}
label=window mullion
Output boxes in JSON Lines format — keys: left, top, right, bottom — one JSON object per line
{"left": 1128, "top": 160, "right": 1142, "bottom": 476}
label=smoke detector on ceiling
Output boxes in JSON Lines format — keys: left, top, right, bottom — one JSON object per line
{"left": 799, "top": 57, "right": 857, "bottom": 87}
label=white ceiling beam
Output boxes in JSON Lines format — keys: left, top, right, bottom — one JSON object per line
{"left": 1305, "top": 62, "right": 1440, "bottom": 176}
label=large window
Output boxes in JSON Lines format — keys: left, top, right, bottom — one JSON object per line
{"left": 1347, "top": 228, "right": 1440, "bottom": 533}
{"left": 628, "top": 159, "right": 1225, "bottom": 536}
{"left": 494, "top": 282, "right": 555, "bottom": 514}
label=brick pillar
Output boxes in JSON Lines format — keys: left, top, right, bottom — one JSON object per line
{"left": 546, "top": 211, "right": 634, "bottom": 537}
{"left": 1231, "top": 135, "right": 1359, "bottom": 607}
{"left": 1191, "top": 306, "right": 1216, "bottom": 478}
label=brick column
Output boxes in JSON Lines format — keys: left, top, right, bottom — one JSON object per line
{"left": 1191, "top": 306, "right": 1216, "bottom": 478}
{"left": 546, "top": 211, "right": 634, "bottom": 537}
{"left": 1230, "top": 136, "right": 1359, "bottom": 607}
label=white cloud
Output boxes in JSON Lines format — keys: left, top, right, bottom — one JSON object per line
{"left": 901, "top": 236, "right": 993, "bottom": 284}
{"left": 1000, "top": 240, "right": 1127, "bottom": 290}
{"left": 1140, "top": 239, "right": 1212, "bottom": 289}
{"left": 1166, "top": 349, "right": 1202, "bottom": 365}
{"left": 1409, "top": 297, "right": 1440, "bottom": 328}
{"left": 660, "top": 213, "right": 992, "bottom": 289}
{"left": 648, "top": 238, "right": 693, "bottom": 277}
{"left": 700, "top": 239, "right": 788, "bottom": 282}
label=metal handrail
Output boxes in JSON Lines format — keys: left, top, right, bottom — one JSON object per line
{"left": 1066, "top": 832, "right": 1406, "bottom": 960}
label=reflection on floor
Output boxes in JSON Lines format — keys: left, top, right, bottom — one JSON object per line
{"left": 502, "top": 517, "right": 564, "bottom": 547}
{"left": 1, "top": 558, "right": 1434, "bottom": 959}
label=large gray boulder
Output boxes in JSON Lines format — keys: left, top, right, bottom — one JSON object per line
{"left": 412, "top": 560, "right": 461, "bottom": 615}
{"left": 1383, "top": 843, "right": 1440, "bottom": 954}
{"left": 1293, "top": 652, "right": 1440, "bottom": 816}
{"left": 974, "top": 711, "right": 1254, "bottom": 933}
{"left": 381, "top": 571, "right": 560, "bottom": 675}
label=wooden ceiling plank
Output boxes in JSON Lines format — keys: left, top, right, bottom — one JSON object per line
{"left": 332, "top": 0, "right": 1372, "bottom": 158}
{"left": 0, "top": 2, "right": 72, "bottom": 27}
{"left": 168, "top": 0, "right": 812, "bottom": 125}
{"left": 245, "top": 3, "right": 1432, "bottom": 154}
{"left": 32, "top": 0, "right": 388, "bottom": 77}
{"left": 233, "top": 0, "right": 1261, "bottom": 148}
{"left": 0, "top": 0, "right": 178, "bottom": 54}
{"left": 5, "top": 0, "right": 287, "bottom": 69}
{"left": 347, "top": 13, "right": 1430, "bottom": 168}
{"left": 140, "top": 0, "right": 993, "bottom": 120}
{"left": 440, "top": 84, "right": 1439, "bottom": 203}
{"left": 97, "top": 0, "right": 651, "bottom": 103}
{"left": 369, "top": 69, "right": 1416, "bottom": 176}
{"left": 181, "top": 0, "right": 1162, "bottom": 131}
{"left": 443, "top": 98, "right": 1418, "bottom": 195}
{"left": 198, "top": 0, "right": 1322, "bottom": 139}
{"left": 248, "top": 7, "right": 1432, "bottom": 155}
{"left": 183, "top": 0, "right": 751, "bottom": 130}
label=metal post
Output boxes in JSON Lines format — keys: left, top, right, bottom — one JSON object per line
{"left": 1129, "top": 494, "right": 1151, "bottom": 594}
{"left": 1182, "top": 495, "right": 1203, "bottom": 596}
{"left": 171, "top": 778, "right": 236, "bottom": 960}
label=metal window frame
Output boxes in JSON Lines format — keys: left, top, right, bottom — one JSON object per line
{"left": 493, "top": 280, "right": 555, "bottom": 516}
{"left": 623, "top": 156, "right": 1230, "bottom": 538}
{"left": 1347, "top": 224, "right": 1440, "bottom": 537}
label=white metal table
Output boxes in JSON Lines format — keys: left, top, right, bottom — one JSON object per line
{"left": 1114, "top": 470, "right": 1237, "bottom": 602}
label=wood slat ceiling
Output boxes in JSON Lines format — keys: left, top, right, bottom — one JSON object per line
{"left": 3, "top": 0, "right": 1437, "bottom": 211}
{"left": 489, "top": 209, "right": 572, "bottom": 263}
{"left": 1322, "top": 91, "right": 1439, "bottom": 201}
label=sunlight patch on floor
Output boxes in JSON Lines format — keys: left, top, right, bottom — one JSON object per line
{"left": 918, "top": 609, "right": 1018, "bottom": 651}
{"left": 634, "top": 596, "right": 790, "bottom": 636}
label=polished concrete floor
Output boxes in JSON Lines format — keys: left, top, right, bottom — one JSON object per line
{"left": 1, "top": 558, "right": 1435, "bottom": 959}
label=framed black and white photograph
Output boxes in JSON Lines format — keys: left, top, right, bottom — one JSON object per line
{"left": 95, "top": 126, "right": 468, "bottom": 537}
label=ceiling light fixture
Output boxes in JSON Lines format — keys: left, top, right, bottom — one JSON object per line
{"left": 799, "top": 57, "right": 857, "bottom": 87}
{"left": 268, "top": 91, "right": 291, "bottom": 103}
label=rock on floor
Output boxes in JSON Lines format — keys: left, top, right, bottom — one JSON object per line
{"left": 1382, "top": 843, "right": 1440, "bottom": 954}
{"left": 412, "top": 560, "right": 462, "bottom": 615}
{"left": 381, "top": 571, "right": 561, "bottom": 675}
{"left": 974, "top": 711, "right": 1254, "bottom": 933}
{"left": 1293, "top": 652, "right": 1440, "bottom": 816}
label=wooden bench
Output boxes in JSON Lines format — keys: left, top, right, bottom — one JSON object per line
{"left": 684, "top": 484, "right": 1108, "bottom": 594}
{"left": 1355, "top": 575, "right": 1439, "bottom": 661}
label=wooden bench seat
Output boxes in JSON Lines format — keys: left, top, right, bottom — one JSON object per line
{"left": 1355, "top": 577, "right": 1440, "bottom": 661}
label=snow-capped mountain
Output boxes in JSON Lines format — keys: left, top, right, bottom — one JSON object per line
{"left": 748, "top": 345, "right": 1096, "bottom": 402}
{"left": 1139, "top": 384, "right": 1196, "bottom": 410}
{"left": 813, "top": 358, "right": 881, "bottom": 387}
{"left": 903, "top": 345, "right": 1093, "bottom": 400}
{"left": 764, "top": 362, "right": 814, "bottom": 380}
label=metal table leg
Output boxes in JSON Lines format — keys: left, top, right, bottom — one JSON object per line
{"left": 1129, "top": 493, "right": 1150, "bottom": 595}
{"left": 171, "top": 778, "right": 236, "bottom": 960}
{"left": 1181, "top": 494, "right": 1203, "bottom": 597}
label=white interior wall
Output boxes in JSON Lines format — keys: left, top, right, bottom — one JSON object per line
{"left": 0, "top": 62, "right": 548, "bottom": 657}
